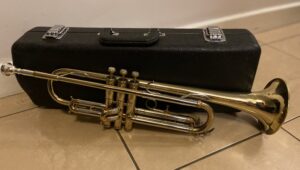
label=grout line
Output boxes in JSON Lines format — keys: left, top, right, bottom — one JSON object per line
{"left": 254, "top": 22, "right": 300, "bottom": 35}
{"left": 261, "top": 33, "right": 300, "bottom": 45}
{"left": 266, "top": 43, "right": 300, "bottom": 61}
{"left": 175, "top": 132, "right": 262, "bottom": 170}
{"left": 281, "top": 127, "right": 300, "bottom": 142}
{"left": 283, "top": 116, "right": 300, "bottom": 124}
{"left": 116, "top": 131, "right": 140, "bottom": 170}
{"left": 0, "top": 106, "right": 38, "bottom": 119}
{"left": 0, "top": 91, "right": 25, "bottom": 100}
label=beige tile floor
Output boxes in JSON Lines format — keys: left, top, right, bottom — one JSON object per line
{"left": 0, "top": 23, "right": 299, "bottom": 170}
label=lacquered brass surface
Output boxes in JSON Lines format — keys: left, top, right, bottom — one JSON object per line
{"left": 0, "top": 62, "right": 289, "bottom": 135}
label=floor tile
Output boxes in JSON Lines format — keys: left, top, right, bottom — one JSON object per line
{"left": 270, "top": 35, "right": 300, "bottom": 59}
{"left": 0, "top": 92, "right": 36, "bottom": 117}
{"left": 284, "top": 80, "right": 300, "bottom": 121}
{"left": 252, "top": 45, "right": 300, "bottom": 89}
{"left": 120, "top": 112, "right": 260, "bottom": 170}
{"left": 283, "top": 117, "right": 300, "bottom": 141}
{"left": 255, "top": 23, "right": 300, "bottom": 44}
{"left": 252, "top": 46, "right": 300, "bottom": 121}
{"left": 0, "top": 72, "right": 23, "bottom": 98}
{"left": 0, "top": 108, "right": 136, "bottom": 170}
{"left": 182, "top": 130, "right": 300, "bottom": 170}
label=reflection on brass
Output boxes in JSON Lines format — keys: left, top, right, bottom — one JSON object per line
{"left": 0, "top": 62, "right": 289, "bottom": 135}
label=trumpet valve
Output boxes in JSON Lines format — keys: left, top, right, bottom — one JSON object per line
{"left": 120, "top": 69, "right": 128, "bottom": 78}
{"left": 114, "top": 68, "right": 128, "bottom": 130}
{"left": 108, "top": 67, "right": 116, "bottom": 78}
{"left": 131, "top": 71, "right": 139, "bottom": 82}
{"left": 124, "top": 71, "right": 140, "bottom": 131}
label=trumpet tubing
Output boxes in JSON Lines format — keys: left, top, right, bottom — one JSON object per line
{"left": 0, "top": 62, "right": 289, "bottom": 135}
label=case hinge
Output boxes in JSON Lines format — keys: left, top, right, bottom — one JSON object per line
{"left": 203, "top": 26, "right": 226, "bottom": 42}
{"left": 42, "top": 25, "right": 69, "bottom": 39}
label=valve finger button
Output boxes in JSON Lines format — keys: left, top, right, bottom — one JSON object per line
{"left": 132, "top": 71, "right": 139, "bottom": 79}
{"left": 108, "top": 67, "right": 116, "bottom": 78}
{"left": 131, "top": 71, "right": 139, "bottom": 83}
{"left": 120, "top": 69, "right": 127, "bottom": 77}
{"left": 108, "top": 67, "right": 116, "bottom": 74}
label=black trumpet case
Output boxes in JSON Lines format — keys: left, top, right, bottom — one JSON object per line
{"left": 12, "top": 25, "right": 261, "bottom": 112}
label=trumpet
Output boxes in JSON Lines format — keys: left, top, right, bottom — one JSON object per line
{"left": 1, "top": 62, "right": 289, "bottom": 135}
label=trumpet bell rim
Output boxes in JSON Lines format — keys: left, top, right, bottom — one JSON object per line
{"left": 264, "top": 78, "right": 289, "bottom": 134}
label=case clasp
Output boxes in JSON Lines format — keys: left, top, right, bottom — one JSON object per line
{"left": 42, "top": 25, "right": 69, "bottom": 39}
{"left": 203, "top": 26, "right": 226, "bottom": 42}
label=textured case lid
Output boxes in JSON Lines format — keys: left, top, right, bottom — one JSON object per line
{"left": 12, "top": 26, "right": 261, "bottom": 112}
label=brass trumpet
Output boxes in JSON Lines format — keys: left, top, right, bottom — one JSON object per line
{"left": 1, "top": 62, "right": 289, "bottom": 135}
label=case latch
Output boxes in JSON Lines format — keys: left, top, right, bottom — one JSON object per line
{"left": 42, "top": 25, "right": 69, "bottom": 39}
{"left": 203, "top": 26, "right": 226, "bottom": 42}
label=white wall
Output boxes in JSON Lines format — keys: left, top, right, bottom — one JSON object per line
{"left": 0, "top": 0, "right": 299, "bottom": 97}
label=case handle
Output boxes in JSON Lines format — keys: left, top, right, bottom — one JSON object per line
{"left": 99, "top": 28, "right": 160, "bottom": 46}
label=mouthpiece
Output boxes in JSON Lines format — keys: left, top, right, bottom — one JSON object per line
{"left": 0, "top": 62, "right": 15, "bottom": 76}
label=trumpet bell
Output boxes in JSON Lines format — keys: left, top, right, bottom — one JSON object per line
{"left": 262, "top": 78, "right": 289, "bottom": 134}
